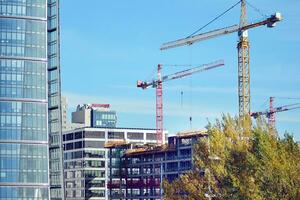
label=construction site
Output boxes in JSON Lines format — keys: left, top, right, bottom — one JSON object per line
{"left": 105, "top": 130, "right": 207, "bottom": 199}
{"left": 100, "top": 0, "right": 300, "bottom": 200}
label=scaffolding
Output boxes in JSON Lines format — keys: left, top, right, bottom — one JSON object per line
{"left": 105, "top": 129, "right": 207, "bottom": 200}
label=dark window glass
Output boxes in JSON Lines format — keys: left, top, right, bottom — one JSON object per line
{"left": 85, "top": 189, "right": 105, "bottom": 197}
{"left": 83, "top": 141, "right": 105, "bottom": 148}
{"left": 108, "top": 132, "right": 124, "bottom": 139}
{"left": 74, "top": 141, "right": 82, "bottom": 149}
{"left": 83, "top": 160, "right": 105, "bottom": 168}
{"left": 83, "top": 149, "right": 105, "bottom": 158}
{"left": 74, "top": 131, "right": 82, "bottom": 139}
{"left": 84, "top": 131, "right": 105, "bottom": 139}
{"left": 84, "top": 170, "right": 105, "bottom": 178}
{"left": 65, "top": 143, "right": 73, "bottom": 150}
{"left": 66, "top": 133, "right": 73, "bottom": 141}
{"left": 127, "top": 132, "right": 144, "bottom": 140}
{"left": 85, "top": 179, "right": 105, "bottom": 188}
{"left": 72, "top": 151, "right": 82, "bottom": 159}
{"left": 146, "top": 133, "right": 157, "bottom": 140}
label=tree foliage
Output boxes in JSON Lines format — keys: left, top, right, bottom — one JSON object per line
{"left": 163, "top": 115, "right": 300, "bottom": 200}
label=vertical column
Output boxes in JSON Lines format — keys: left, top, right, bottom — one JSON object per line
{"left": 238, "top": 0, "right": 250, "bottom": 117}
{"left": 47, "top": 0, "right": 64, "bottom": 199}
{"left": 156, "top": 64, "right": 163, "bottom": 145}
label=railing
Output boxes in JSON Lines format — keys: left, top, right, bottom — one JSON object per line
{"left": 126, "top": 180, "right": 161, "bottom": 188}
{"left": 107, "top": 181, "right": 121, "bottom": 189}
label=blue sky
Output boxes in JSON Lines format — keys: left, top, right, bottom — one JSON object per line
{"left": 60, "top": 1, "right": 300, "bottom": 140}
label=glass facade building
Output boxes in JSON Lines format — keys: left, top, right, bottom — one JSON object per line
{"left": 0, "top": 0, "right": 64, "bottom": 199}
{"left": 91, "top": 110, "right": 117, "bottom": 128}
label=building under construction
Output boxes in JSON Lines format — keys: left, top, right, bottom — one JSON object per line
{"left": 105, "top": 129, "right": 207, "bottom": 200}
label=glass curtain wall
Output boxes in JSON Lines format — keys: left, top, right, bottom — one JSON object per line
{"left": 0, "top": 0, "right": 64, "bottom": 199}
{"left": 0, "top": 0, "right": 49, "bottom": 199}
{"left": 47, "top": 0, "right": 64, "bottom": 199}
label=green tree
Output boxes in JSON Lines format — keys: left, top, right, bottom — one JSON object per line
{"left": 163, "top": 115, "right": 300, "bottom": 200}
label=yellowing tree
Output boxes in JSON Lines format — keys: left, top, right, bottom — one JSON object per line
{"left": 163, "top": 115, "right": 300, "bottom": 200}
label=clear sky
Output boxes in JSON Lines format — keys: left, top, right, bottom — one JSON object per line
{"left": 60, "top": 0, "right": 300, "bottom": 140}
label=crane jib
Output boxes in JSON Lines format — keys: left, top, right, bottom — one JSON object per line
{"left": 160, "top": 13, "right": 282, "bottom": 50}
{"left": 162, "top": 61, "right": 224, "bottom": 82}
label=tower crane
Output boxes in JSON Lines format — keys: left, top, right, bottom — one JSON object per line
{"left": 160, "top": 0, "right": 282, "bottom": 117}
{"left": 251, "top": 97, "right": 300, "bottom": 130}
{"left": 137, "top": 59, "right": 224, "bottom": 145}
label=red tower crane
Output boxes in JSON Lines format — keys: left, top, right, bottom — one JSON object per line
{"left": 251, "top": 97, "right": 300, "bottom": 129}
{"left": 137, "top": 60, "right": 225, "bottom": 145}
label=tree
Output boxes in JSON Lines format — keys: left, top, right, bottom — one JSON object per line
{"left": 163, "top": 115, "right": 300, "bottom": 200}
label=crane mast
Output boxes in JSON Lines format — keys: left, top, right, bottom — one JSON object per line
{"left": 156, "top": 64, "right": 163, "bottom": 145}
{"left": 238, "top": 0, "right": 250, "bottom": 117}
{"left": 137, "top": 60, "right": 225, "bottom": 144}
{"left": 268, "top": 97, "right": 275, "bottom": 129}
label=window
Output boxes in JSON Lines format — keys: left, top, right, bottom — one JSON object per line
{"left": 83, "top": 149, "right": 105, "bottom": 158}
{"left": 180, "top": 138, "right": 192, "bottom": 146}
{"left": 84, "top": 131, "right": 105, "bottom": 139}
{"left": 84, "top": 160, "right": 105, "bottom": 168}
{"left": 0, "top": 143, "right": 48, "bottom": 184}
{"left": 74, "top": 141, "right": 82, "bottom": 149}
{"left": 146, "top": 133, "right": 157, "bottom": 140}
{"left": 83, "top": 141, "right": 105, "bottom": 148}
{"left": 74, "top": 132, "right": 82, "bottom": 139}
{"left": 85, "top": 189, "right": 105, "bottom": 197}
{"left": 108, "top": 132, "right": 124, "bottom": 139}
{"left": 180, "top": 161, "right": 191, "bottom": 170}
{"left": 127, "top": 132, "right": 144, "bottom": 140}
{"left": 65, "top": 143, "right": 73, "bottom": 150}
{"left": 85, "top": 179, "right": 105, "bottom": 188}
{"left": 84, "top": 170, "right": 105, "bottom": 178}
{"left": 65, "top": 133, "right": 73, "bottom": 141}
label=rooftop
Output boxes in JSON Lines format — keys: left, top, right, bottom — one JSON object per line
{"left": 123, "top": 129, "right": 207, "bottom": 156}
{"left": 175, "top": 129, "right": 207, "bottom": 138}
{"left": 63, "top": 126, "right": 158, "bottom": 134}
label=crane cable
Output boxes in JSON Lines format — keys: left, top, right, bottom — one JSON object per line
{"left": 187, "top": 0, "right": 241, "bottom": 38}
{"left": 274, "top": 97, "right": 300, "bottom": 100}
{"left": 245, "top": 0, "right": 268, "bottom": 18}
{"left": 188, "top": 46, "right": 193, "bottom": 129}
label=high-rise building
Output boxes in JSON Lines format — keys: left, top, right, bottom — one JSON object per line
{"left": 0, "top": 1, "right": 64, "bottom": 199}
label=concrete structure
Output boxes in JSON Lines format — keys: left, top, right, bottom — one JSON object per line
{"left": 72, "top": 104, "right": 92, "bottom": 126}
{"left": 72, "top": 104, "right": 117, "bottom": 127}
{"left": 61, "top": 96, "right": 68, "bottom": 131}
{"left": 0, "top": 1, "right": 64, "bottom": 199}
{"left": 63, "top": 127, "right": 167, "bottom": 200}
{"left": 72, "top": 104, "right": 117, "bottom": 128}
{"left": 106, "top": 130, "right": 207, "bottom": 200}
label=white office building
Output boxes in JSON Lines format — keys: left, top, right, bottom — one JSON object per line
{"left": 63, "top": 127, "right": 167, "bottom": 200}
